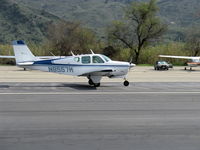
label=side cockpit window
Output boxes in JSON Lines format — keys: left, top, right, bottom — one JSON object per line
{"left": 81, "top": 56, "right": 91, "bottom": 64}
{"left": 92, "top": 56, "right": 104, "bottom": 63}
{"left": 74, "top": 57, "right": 80, "bottom": 62}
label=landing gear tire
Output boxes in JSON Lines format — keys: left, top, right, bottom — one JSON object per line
{"left": 88, "top": 79, "right": 94, "bottom": 85}
{"left": 124, "top": 80, "right": 129, "bottom": 87}
{"left": 94, "top": 83, "right": 100, "bottom": 87}
{"left": 88, "top": 78, "right": 101, "bottom": 87}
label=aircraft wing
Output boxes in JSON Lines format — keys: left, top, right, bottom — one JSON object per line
{"left": 159, "top": 55, "right": 200, "bottom": 60}
{"left": 36, "top": 56, "right": 66, "bottom": 60}
{"left": 0, "top": 55, "right": 15, "bottom": 58}
{"left": 79, "top": 69, "right": 113, "bottom": 76}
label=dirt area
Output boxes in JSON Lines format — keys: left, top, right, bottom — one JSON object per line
{"left": 0, "top": 66, "right": 199, "bottom": 82}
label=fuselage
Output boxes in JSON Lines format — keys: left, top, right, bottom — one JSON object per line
{"left": 19, "top": 54, "right": 133, "bottom": 78}
{"left": 187, "top": 59, "right": 200, "bottom": 67}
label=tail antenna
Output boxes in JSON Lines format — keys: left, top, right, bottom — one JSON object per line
{"left": 90, "top": 49, "right": 95, "bottom": 54}
{"left": 71, "top": 51, "right": 75, "bottom": 56}
{"left": 50, "top": 52, "right": 55, "bottom": 56}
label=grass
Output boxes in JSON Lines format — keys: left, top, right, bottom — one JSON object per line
{"left": 0, "top": 42, "right": 194, "bottom": 65}
{"left": 137, "top": 64, "right": 153, "bottom": 66}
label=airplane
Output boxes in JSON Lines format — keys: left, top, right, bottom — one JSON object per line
{"left": 0, "top": 40, "right": 135, "bottom": 87}
{"left": 159, "top": 55, "right": 200, "bottom": 70}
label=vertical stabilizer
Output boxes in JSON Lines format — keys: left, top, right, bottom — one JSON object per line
{"left": 12, "top": 40, "right": 36, "bottom": 64}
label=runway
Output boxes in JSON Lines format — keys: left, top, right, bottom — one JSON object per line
{"left": 1, "top": 82, "right": 200, "bottom": 150}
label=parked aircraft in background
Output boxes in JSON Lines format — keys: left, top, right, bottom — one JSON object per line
{"left": 159, "top": 55, "right": 200, "bottom": 70}
{"left": 0, "top": 40, "right": 135, "bottom": 87}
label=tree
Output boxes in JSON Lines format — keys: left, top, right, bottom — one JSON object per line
{"left": 108, "top": 0, "right": 167, "bottom": 64}
{"left": 102, "top": 46, "right": 118, "bottom": 58}
{"left": 185, "top": 27, "right": 200, "bottom": 56}
{"left": 47, "top": 21, "right": 98, "bottom": 56}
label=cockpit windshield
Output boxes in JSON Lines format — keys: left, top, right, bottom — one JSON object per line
{"left": 101, "top": 55, "right": 111, "bottom": 62}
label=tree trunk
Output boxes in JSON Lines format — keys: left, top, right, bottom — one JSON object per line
{"left": 194, "top": 50, "right": 199, "bottom": 56}
{"left": 135, "top": 52, "right": 140, "bottom": 64}
{"left": 134, "top": 43, "right": 143, "bottom": 64}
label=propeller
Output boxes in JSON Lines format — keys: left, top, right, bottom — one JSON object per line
{"left": 129, "top": 58, "right": 136, "bottom": 70}
{"left": 129, "top": 57, "right": 133, "bottom": 64}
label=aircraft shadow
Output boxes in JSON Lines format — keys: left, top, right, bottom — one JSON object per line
{"left": 180, "top": 69, "right": 200, "bottom": 72}
{"left": 0, "top": 83, "right": 98, "bottom": 90}
{"left": 0, "top": 85, "right": 10, "bottom": 88}
{"left": 61, "top": 83, "right": 98, "bottom": 90}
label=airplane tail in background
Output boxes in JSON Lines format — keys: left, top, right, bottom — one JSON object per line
{"left": 12, "top": 40, "right": 36, "bottom": 64}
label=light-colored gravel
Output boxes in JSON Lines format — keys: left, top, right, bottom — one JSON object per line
{"left": 0, "top": 66, "right": 199, "bottom": 82}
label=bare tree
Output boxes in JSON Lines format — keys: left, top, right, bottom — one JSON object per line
{"left": 185, "top": 27, "right": 200, "bottom": 56}
{"left": 108, "top": 0, "right": 167, "bottom": 64}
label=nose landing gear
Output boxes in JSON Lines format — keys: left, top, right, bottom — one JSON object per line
{"left": 123, "top": 80, "right": 129, "bottom": 86}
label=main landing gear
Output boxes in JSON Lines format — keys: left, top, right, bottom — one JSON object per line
{"left": 88, "top": 79, "right": 101, "bottom": 87}
{"left": 184, "top": 67, "right": 193, "bottom": 71}
{"left": 88, "top": 78, "right": 130, "bottom": 87}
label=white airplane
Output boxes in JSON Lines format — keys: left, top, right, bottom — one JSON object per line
{"left": 159, "top": 55, "right": 200, "bottom": 70}
{"left": 0, "top": 40, "right": 135, "bottom": 87}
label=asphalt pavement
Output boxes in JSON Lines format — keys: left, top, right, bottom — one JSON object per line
{"left": 0, "top": 82, "right": 200, "bottom": 150}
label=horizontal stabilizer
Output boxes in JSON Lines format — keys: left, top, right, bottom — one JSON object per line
{"left": 17, "top": 61, "right": 34, "bottom": 66}
{"left": 0, "top": 55, "right": 15, "bottom": 58}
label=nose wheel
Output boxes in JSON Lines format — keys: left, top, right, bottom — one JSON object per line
{"left": 123, "top": 80, "right": 129, "bottom": 86}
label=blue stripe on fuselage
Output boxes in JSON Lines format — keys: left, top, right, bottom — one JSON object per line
{"left": 34, "top": 59, "right": 53, "bottom": 65}
{"left": 33, "top": 64, "right": 129, "bottom": 67}
{"left": 33, "top": 59, "right": 129, "bottom": 67}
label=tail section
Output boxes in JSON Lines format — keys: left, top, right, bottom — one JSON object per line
{"left": 12, "top": 40, "right": 36, "bottom": 64}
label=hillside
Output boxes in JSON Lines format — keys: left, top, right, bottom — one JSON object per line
{"left": 2, "top": 0, "right": 200, "bottom": 42}
{"left": 158, "top": 0, "right": 200, "bottom": 26}
{"left": 0, "top": 0, "right": 60, "bottom": 44}
{"left": 14, "top": 0, "right": 200, "bottom": 29}
{"left": 15, "top": 0, "right": 126, "bottom": 35}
